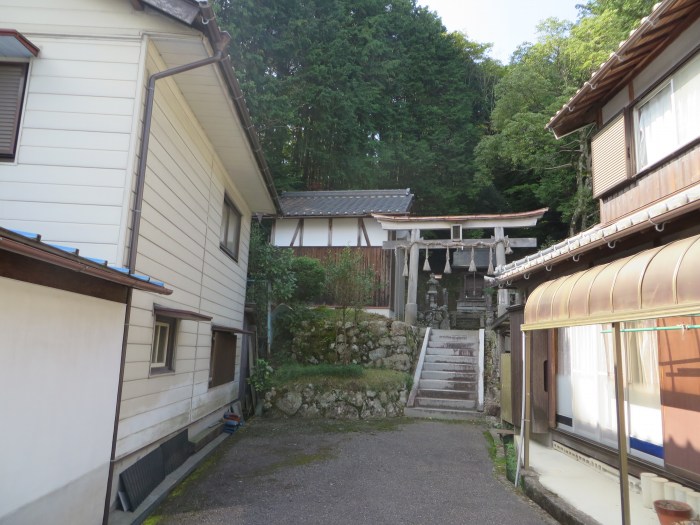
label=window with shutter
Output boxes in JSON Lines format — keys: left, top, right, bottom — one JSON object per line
{"left": 0, "top": 63, "right": 28, "bottom": 159}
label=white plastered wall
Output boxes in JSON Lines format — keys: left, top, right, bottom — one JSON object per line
{"left": 0, "top": 277, "right": 125, "bottom": 525}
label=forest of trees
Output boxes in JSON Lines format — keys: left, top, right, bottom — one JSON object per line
{"left": 215, "top": 0, "right": 656, "bottom": 242}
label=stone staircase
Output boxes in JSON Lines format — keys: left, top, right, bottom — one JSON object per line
{"left": 405, "top": 329, "right": 483, "bottom": 420}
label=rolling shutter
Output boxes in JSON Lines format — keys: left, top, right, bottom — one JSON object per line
{"left": 0, "top": 63, "right": 27, "bottom": 158}
{"left": 591, "top": 113, "right": 627, "bottom": 198}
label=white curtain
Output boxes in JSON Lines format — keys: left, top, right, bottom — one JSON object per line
{"left": 624, "top": 320, "right": 663, "bottom": 458}
{"left": 560, "top": 324, "right": 617, "bottom": 446}
{"left": 637, "top": 83, "right": 675, "bottom": 168}
{"left": 674, "top": 53, "right": 700, "bottom": 147}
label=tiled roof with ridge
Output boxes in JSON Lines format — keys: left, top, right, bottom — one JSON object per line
{"left": 279, "top": 189, "right": 414, "bottom": 217}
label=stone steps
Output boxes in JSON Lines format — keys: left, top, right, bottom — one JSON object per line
{"left": 414, "top": 396, "right": 477, "bottom": 410}
{"left": 425, "top": 346, "right": 477, "bottom": 357}
{"left": 420, "top": 369, "right": 476, "bottom": 380}
{"left": 424, "top": 354, "right": 478, "bottom": 365}
{"left": 407, "top": 329, "right": 482, "bottom": 420}
{"left": 418, "top": 379, "right": 476, "bottom": 391}
{"left": 404, "top": 406, "right": 484, "bottom": 421}
{"left": 422, "top": 362, "right": 476, "bottom": 373}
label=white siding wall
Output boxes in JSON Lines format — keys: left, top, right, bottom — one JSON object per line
{"left": 0, "top": 0, "right": 197, "bottom": 263}
{"left": 116, "top": 42, "right": 252, "bottom": 458}
{"left": 0, "top": 36, "right": 142, "bottom": 262}
{"left": 0, "top": 277, "right": 125, "bottom": 525}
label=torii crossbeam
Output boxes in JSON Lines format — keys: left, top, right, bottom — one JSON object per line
{"left": 373, "top": 209, "right": 548, "bottom": 324}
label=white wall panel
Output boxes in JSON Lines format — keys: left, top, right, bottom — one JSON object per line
{"left": 0, "top": 277, "right": 125, "bottom": 525}
{"left": 331, "top": 218, "right": 359, "bottom": 246}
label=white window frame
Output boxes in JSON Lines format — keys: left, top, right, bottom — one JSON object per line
{"left": 220, "top": 194, "right": 242, "bottom": 261}
{"left": 150, "top": 315, "right": 176, "bottom": 373}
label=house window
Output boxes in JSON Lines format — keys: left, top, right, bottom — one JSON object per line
{"left": 209, "top": 330, "right": 237, "bottom": 387}
{"left": 634, "top": 52, "right": 700, "bottom": 171}
{"left": 151, "top": 315, "right": 176, "bottom": 372}
{"left": 220, "top": 195, "right": 241, "bottom": 260}
{"left": 0, "top": 63, "right": 29, "bottom": 160}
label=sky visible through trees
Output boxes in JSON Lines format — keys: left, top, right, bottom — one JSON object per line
{"left": 216, "top": 0, "right": 656, "bottom": 243}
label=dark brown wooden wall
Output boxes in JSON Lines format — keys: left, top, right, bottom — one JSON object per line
{"left": 658, "top": 316, "right": 700, "bottom": 482}
{"left": 510, "top": 307, "right": 524, "bottom": 427}
{"left": 292, "top": 246, "right": 392, "bottom": 307}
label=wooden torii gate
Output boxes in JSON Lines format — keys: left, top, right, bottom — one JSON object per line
{"left": 373, "top": 209, "right": 547, "bottom": 324}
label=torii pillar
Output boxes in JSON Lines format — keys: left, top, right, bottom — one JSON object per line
{"left": 405, "top": 229, "right": 420, "bottom": 325}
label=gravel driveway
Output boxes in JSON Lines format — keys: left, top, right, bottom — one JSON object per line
{"left": 147, "top": 417, "right": 557, "bottom": 525}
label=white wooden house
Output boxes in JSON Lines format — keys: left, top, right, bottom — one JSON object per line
{"left": 0, "top": 0, "right": 278, "bottom": 521}
{"left": 272, "top": 189, "right": 414, "bottom": 312}
{"left": 493, "top": 1, "right": 700, "bottom": 521}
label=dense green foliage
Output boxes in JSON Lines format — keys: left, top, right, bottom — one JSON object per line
{"left": 289, "top": 256, "right": 325, "bottom": 303}
{"left": 219, "top": 0, "right": 656, "bottom": 240}
{"left": 217, "top": 0, "right": 498, "bottom": 214}
{"left": 476, "top": 0, "right": 656, "bottom": 238}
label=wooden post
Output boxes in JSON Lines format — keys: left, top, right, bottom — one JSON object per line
{"left": 613, "top": 322, "right": 631, "bottom": 525}
{"left": 524, "top": 331, "right": 532, "bottom": 469}
{"left": 405, "top": 229, "right": 419, "bottom": 325}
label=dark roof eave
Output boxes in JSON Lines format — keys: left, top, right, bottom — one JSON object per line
{"left": 0, "top": 230, "right": 172, "bottom": 295}
{"left": 546, "top": 0, "right": 700, "bottom": 137}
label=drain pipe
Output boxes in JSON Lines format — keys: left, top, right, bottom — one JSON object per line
{"left": 127, "top": 33, "right": 230, "bottom": 273}
{"left": 102, "top": 34, "right": 231, "bottom": 524}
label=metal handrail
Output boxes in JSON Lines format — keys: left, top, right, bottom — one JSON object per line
{"left": 407, "top": 327, "right": 431, "bottom": 407}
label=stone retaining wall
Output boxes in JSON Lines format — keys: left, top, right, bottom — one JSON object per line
{"left": 291, "top": 319, "right": 421, "bottom": 372}
{"left": 264, "top": 384, "right": 409, "bottom": 419}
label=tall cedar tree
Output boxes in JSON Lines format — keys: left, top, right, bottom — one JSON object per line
{"left": 216, "top": 0, "right": 498, "bottom": 214}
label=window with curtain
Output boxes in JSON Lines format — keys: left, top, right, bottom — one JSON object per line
{"left": 634, "top": 52, "right": 700, "bottom": 171}
{"left": 556, "top": 324, "right": 617, "bottom": 448}
{"left": 624, "top": 319, "right": 663, "bottom": 463}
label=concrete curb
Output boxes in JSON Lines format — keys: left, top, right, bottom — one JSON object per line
{"left": 521, "top": 468, "right": 602, "bottom": 525}
{"left": 109, "top": 433, "right": 230, "bottom": 525}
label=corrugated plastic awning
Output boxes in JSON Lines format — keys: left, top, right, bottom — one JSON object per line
{"left": 522, "top": 233, "right": 700, "bottom": 331}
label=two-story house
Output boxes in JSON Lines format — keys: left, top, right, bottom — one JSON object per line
{"left": 492, "top": 0, "right": 700, "bottom": 521}
{"left": 0, "top": 1, "right": 279, "bottom": 523}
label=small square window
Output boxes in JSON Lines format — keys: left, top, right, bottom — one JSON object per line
{"left": 220, "top": 195, "right": 241, "bottom": 261}
{"left": 209, "top": 330, "right": 237, "bottom": 388}
{"left": 0, "top": 63, "right": 29, "bottom": 160}
{"left": 151, "top": 315, "right": 176, "bottom": 373}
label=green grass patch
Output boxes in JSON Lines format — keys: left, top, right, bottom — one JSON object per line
{"left": 273, "top": 363, "right": 363, "bottom": 382}
{"left": 271, "top": 363, "right": 410, "bottom": 391}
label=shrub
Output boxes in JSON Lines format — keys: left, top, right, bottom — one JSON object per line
{"left": 249, "top": 359, "right": 274, "bottom": 394}
{"left": 290, "top": 256, "right": 325, "bottom": 302}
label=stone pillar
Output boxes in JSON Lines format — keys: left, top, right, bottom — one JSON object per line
{"left": 494, "top": 227, "right": 509, "bottom": 317}
{"left": 394, "top": 244, "right": 406, "bottom": 320}
{"left": 405, "top": 229, "right": 419, "bottom": 325}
